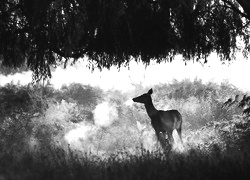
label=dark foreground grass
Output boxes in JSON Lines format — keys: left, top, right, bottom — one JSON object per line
{"left": 1, "top": 145, "right": 250, "bottom": 180}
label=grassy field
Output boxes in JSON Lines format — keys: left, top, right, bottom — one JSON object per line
{"left": 0, "top": 80, "right": 250, "bottom": 179}
{"left": 1, "top": 141, "right": 250, "bottom": 180}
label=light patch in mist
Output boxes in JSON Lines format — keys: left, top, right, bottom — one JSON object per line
{"left": 125, "top": 99, "right": 134, "bottom": 107}
{"left": 1, "top": 54, "right": 250, "bottom": 92}
{"left": 0, "top": 71, "right": 32, "bottom": 86}
{"left": 64, "top": 122, "right": 98, "bottom": 150}
{"left": 50, "top": 60, "right": 135, "bottom": 91}
{"left": 94, "top": 102, "right": 118, "bottom": 127}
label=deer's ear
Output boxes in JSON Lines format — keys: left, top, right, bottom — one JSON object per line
{"left": 148, "top": 88, "right": 153, "bottom": 95}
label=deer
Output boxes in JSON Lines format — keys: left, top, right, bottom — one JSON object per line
{"left": 132, "top": 88, "right": 183, "bottom": 150}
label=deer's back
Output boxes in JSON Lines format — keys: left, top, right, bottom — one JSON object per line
{"left": 151, "top": 110, "right": 182, "bottom": 132}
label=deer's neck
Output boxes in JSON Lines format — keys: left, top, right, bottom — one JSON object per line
{"left": 145, "top": 98, "right": 158, "bottom": 117}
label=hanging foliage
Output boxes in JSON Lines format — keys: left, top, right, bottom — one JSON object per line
{"left": 0, "top": 0, "right": 250, "bottom": 80}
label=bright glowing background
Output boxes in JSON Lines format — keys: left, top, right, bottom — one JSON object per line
{"left": 0, "top": 53, "right": 250, "bottom": 92}
{"left": 1, "top": 54, "right": 250, "bottom": 153}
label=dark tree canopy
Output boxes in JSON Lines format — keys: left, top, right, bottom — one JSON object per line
{"left": 0, "top": 0, "right": 250, "bottom": 81}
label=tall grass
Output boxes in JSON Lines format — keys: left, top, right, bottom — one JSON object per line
{"left": 1, "top": 145, "right": 250, "bottom": 179}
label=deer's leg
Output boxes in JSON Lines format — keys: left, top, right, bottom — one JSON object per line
{"left": 155, "top": 131, "right": 167, "bottom": 150}
{"left": 155, "top": 131, "right": 162, "bottom": 150}
{"left": 176, "top": 127, "right": 183, "bottom": 144}
{"left": 159, "top": 132, "right": 166, "bottom": 147}
{"left": 166, "top": 130, "right": 174, "bottom": 147}
{"left": 161, "top": 132, "right": 172, "bottom": 151}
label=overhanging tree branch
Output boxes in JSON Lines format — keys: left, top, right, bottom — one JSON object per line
{"left": 236, "top": 0, "right": 250, "bottom": 19}
{"left": 221, "top": 0, "right": 249, "bottom": 19}
{"left": 1, "top": 0, "right": 250, "bottom": 81}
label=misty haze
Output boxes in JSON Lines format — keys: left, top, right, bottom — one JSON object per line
{"left": 1, "top": 0, "right": 250, "bottom": 179}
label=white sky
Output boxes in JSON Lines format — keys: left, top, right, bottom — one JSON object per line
{"left": 0, "top": 53, "right": 250, "bottom": 92}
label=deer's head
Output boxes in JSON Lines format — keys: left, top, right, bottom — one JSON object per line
{"left": 132, "top": 89, "right": 153, "bottom": 104}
